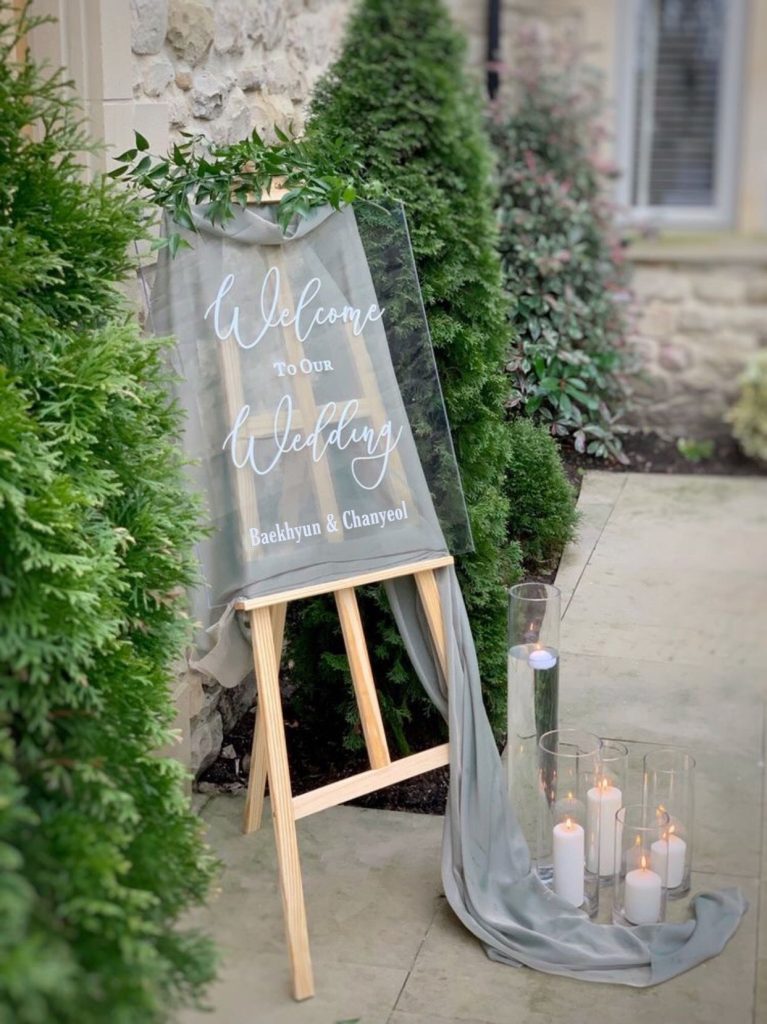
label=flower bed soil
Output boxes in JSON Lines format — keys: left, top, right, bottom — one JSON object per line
{"left": 197, "top": 429, "right": 764, "bottom": 814}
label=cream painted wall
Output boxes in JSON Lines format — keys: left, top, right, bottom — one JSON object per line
{"left": 26, "top": 0, "right": 169, "bottom": 171}
{"left": 739, "top": 0, "right": 767, "bottom": 232}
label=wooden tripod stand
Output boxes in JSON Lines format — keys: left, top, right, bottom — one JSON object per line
{"left": 237, "top": 555, "right": 452, "bottom": 1000}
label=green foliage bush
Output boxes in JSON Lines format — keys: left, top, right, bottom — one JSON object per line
{"left": 506, "top": 419, "right": 577, "bottom": 566}
{"left": 491, "top": 26, "right": 636, "bottom": 460}
{"left": 0, "top": 9, "right": 214, "bottom": 1022}
{"left": 302, "top": 0, "right": 522, "bottom": 741}
{"left": 727, "top": 351, "right": 767, "bottom": 463}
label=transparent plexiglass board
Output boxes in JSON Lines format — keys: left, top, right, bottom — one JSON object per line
{"left": 151, "top": 200, "right": 471, "bottom": 613}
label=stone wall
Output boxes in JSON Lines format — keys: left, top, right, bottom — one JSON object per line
{"left": 131, "top": 0, "right": 353, "bottom": 144}
{"left": 630, "top": 250, "right": 767, "bottom": 435}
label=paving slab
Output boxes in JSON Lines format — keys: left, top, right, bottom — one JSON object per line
{"left": 554, "top": 473, "right": 626, "bottom": 611}
{"left": 558, "top": 651, "right": 764, "bottom": 754}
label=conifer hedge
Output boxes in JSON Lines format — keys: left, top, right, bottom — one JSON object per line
{"left": 0, "top": 9, "right": 214, "bottom": 1022}
{"left": 298, "top": 0, "right": 522, "bottom": 740}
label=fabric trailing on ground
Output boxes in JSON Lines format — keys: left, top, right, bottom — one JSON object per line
{"left": 384, "top": 566, "right": 747, "bottom": 986}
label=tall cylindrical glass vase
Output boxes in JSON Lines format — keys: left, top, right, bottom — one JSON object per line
{"left": 537, "top": 729, "right": 603, "bottom": 917}
{"left": 508, "top": 582, "right": 561, "bottom": 848}
{"left": 643, "top": 747, "right": 695, "bottom": 897}
{"left": 613, "top": 805, "right": 670, "bottom": 926}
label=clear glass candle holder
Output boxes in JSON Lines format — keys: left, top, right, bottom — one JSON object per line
{"left": 508, "top": 583, "right": 561, "bottom": 848}
{"left": 537, "top": 728, "right": 602, "bottom": 918}
{"left": 643, "top": 747, "right": 695, "bottom": 897}
{"left": 589, "top": 740, "right": 629, "bottom": 881}
{"left": 612, "top": 804, "right": 670, "bottom": 926}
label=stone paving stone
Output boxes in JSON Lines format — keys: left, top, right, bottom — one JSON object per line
{"left": 397, "top": 874, "right": 758, "bottom": 1024}
{"left": 180, "top": 954, "right": 408, "bottom": 1024}
{"left": 186, "top": 799, "right": 443, "bottom": 972}
{"left": 389, "top": 1013, "right": 496, "bottom": 1024}
{"left": 583, "top": 477, "right": 767, "bottom": 577}
{"left": 554, "top": 473, "right": 626, "bottom": 612}
{"left": 562, "top": 572, "right": 767, "bottom": 672}
{"left": 558, "top": 651, "right": 764, "bottom": 754}
{"left": 176, "top": 801, "right": 442, "bottom": 1024}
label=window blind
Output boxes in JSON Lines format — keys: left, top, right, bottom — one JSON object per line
{"left": 631, "top": 0, "right": 725, "bottom": 208}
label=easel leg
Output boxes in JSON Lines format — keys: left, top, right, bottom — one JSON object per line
{"left": 335, "top": 587, "right": 390, "bottom": 769}
{"left": 249, "top": 606, "right": 314, "bottom": 1000}
{"left": 243, "top": 603, "right": 287, "bottom": 835}
{"left": 414, "top": 569, "right": 448, "bottom": 681}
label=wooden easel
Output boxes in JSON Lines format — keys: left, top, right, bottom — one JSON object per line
{"left": 223, "top": 185, "right": 453, "bottom": 1000}
{"left": 237, "top": 556, "right": 451, "bottom": 1001}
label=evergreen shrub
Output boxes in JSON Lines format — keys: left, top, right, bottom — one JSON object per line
{"left": 491, "top": 25, "right": 636, "bottom": 460}
{"left": 303, "top": 0, "right": 521, "bottom": 740}
{"left": 506, "top": 419, "right": 577, "bottom": 566}
{"left": 0, "top": 8, "right": 214, "bottom": 1022}
{"left": 727, "top": 351, "right": 767, "bottom": 463}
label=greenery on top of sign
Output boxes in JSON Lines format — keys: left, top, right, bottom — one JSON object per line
{"left": 111, "top": 126, "right": 386, "bottom": 255}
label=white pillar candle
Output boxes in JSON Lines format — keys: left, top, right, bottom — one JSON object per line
{"left": 624, "top": 856, "right": 663, "bottom": 924}
{"left": 586, "top": 778, "right": 622, "bottom": 875}
{"left": 553, "top": 818, "right": 585, "bottom": 908}
{"left": 650, "top": 830, "right": 687, "bottom": 888}
{"left": 528, "top": 648, "right": 557, "bottom": 670}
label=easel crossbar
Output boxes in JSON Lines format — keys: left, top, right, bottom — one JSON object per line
{"left": 292, "top": 743, "right": 449, "bottom": 820}
{"left": 234, "top": 554, "right": 454, "bottom": 611}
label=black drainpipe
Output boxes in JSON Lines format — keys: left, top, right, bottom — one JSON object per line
{"left": 487, "top": 0, "right": 501, "bottom": 99}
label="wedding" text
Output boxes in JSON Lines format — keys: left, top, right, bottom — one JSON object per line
{"left": 224, "top": 395, "right": 402, "bottom": 491}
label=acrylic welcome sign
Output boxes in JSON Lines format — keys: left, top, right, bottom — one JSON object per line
{"left": 150, "top": 201, "right": 471, "bottom": 612}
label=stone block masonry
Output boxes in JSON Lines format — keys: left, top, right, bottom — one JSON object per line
{"left": 630, "top": 251, "right": 767, "bottom": 435}
{"left": 131, "top": 0, "right": 354, "bottom": 144}
{"left": 132, "top": 0, "right": 479, "bottom": 145}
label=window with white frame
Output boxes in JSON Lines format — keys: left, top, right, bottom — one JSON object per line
{"left": 616, "top": 0, "right": 745, "bottom": 227}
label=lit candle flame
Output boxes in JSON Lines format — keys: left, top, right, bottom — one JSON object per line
{"left": 565, "top": 816, "right": 573, "bottom": 830}
{"left": 600, "top": 777, "right": 609, "bottom": 793}
{"left": 640, "top": 854, "right": 648, "bottom": 870}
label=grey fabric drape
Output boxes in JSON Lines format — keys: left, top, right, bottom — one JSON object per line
{"left": 385, "top": 567, "right": 747, "bottom": 986}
